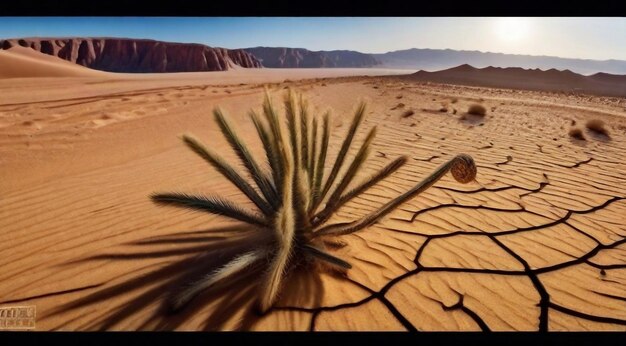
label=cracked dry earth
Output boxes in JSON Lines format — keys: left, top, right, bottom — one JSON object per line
{"left": 1, "top": 75, "right": 626, "bottom": 331}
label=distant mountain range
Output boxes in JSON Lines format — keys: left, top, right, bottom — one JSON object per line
{"left": 373, "top": 48, "right": 626, "bottom": 76}
{"left": 243, "top": 47, "right": 380, "bottom": 68}
{"left": 403, "top": 64, "right": 626, "bottom": 97}
{"left": 1, "top": 37, "right": 626, "bottom": 77}
{"left": 244, "top": 46, "right": 626, "bottom": 75}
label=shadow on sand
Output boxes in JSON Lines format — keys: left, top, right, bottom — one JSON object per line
{"left": 43, "top": 224, "right": 325, "bottom": 330}
{"left": 459, "top": 113, "right": 486, "bottom": 126}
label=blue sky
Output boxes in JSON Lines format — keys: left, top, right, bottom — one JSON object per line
{"left": 1, "top": 17, "right": 625, "bottom": 60}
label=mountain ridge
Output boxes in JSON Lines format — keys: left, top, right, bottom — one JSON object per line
{"left": 243, "top": 47, "right": 381, "bottom": 68}
{"left": 2, "top": 36, "right": 626, "bottom": 76}
{"left": 372, "top": 48, "right": 626, "bottom": 75}
{"left": 0, "top": 37, "right": 262, "bottom": 73}
{"left": 402, "top": 64, "right": 626, "bottom": 97}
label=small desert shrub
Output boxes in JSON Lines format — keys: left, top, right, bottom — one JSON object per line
{"left": 402, "top": 110, "right": 415, "bottom": 118}
{"left": 568, "top": 127, "right": 586, "bottom": 140}
{"left": 586, "top": 119, "right": 610, "bottom": 137}
{"left": 439, "top": 107, "right": 448, "bottom": 113}
{"left": 467, "top": 104, "right": 487, "bottom": 116}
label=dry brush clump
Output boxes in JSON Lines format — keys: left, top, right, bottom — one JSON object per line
{"left": 568, "top": 127, "right": 586, "bottom": 140}
{"left": 151, "top": 89, "right": 477, "bottom": 315}
{"left": 467, "top": 104, "right": 487, "bottom": 116}
{"left": 402, "top": 109, "right": 415, "bottom": 118}
{"left": 439, "top": 102, "right": 449, "bottom": 113}
{"left": 585, "top": 119, "right": 610, "bottom": 138}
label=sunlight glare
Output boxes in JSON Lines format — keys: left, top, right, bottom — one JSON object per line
{"left": 494, "top": 18, "right": 531, "bottom": 42}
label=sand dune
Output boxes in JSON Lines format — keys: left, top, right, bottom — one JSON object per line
{"left": 0, "top": 46, "right": 109, "bottom": 79}
{"left": 1, "top": 71, "right": 626, "bottom": 331}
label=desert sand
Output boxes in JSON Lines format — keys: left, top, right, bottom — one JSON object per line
{"left": 1, "top": 49, "right": 626, "bottom": 331}
{"left": 0, "top": 46, "right": 109, "bottom": 78}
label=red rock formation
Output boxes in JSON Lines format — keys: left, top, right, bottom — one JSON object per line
{"left": 0, "top": 38, "right": 262, "bottom": 73}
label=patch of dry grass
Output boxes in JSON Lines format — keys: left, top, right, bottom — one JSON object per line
{"left": 402, "top": 109, "right": 415, "bottom": 118}
{"left": 467, "top": 104, "right": 487, "bottom": 116}
{"left": 586, "top": 119, "right": 610, "bottom": 137}
{"left": 568, "top": 127, "right": 586, "bottom": 140}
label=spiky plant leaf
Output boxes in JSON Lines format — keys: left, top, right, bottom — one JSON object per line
{"left": 181, "top": 134, "right": 274, "bottom": 216}
{"left": 168, "top": 249, "right": 267, "bottom": 312}
{"left": 313, "top": 154, "right": 477, "bottom": 238}
{"left": 313, "top": 102, "right": 367, "bottom": 212}
{"left": 259, "top": 153, "right": 296, "bottom": 312}
{"left": 249, "top": 110, "right": 281, "bottom": 200}
{"left": 262, "top": 90, "right": 288, "bottom": 192}
{"left": 313, "top": 156, "right": 407, "bottom": 227}
{"left": 284, "top": 90, "right": 301, "bottom": 173}
{"left": 310, "top": 112, "right": 330, "bottom": 212}
{"left": 299, "top": 94, "right": 310, "bottom": 172}
{"left": 323, "top": 126, "right": 377, "bottom": 212}
{"left": 214, "top": 108, "right": 278, "bottom": 209}
{"left": 151, "top": 193, "right": 269, "bottom": 228}
{"left": 282, "top": 89, "right": 310, "bottom": 229}
{"left": 302, "top": 244, "right": 352, "bottom": 269}
{"left": 308, "top": 116, "right": 318, "bottom": 193}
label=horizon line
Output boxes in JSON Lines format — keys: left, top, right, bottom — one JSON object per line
{"left": 2, "top": 35, "right": 625, "bottom": 63}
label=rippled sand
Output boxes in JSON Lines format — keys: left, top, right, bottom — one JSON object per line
{"left": 1, "top": 72, "right": 626, "bottom": 330}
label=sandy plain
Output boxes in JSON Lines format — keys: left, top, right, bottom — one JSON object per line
{"left": 1, "top": 47, "right": 626, "bottom": 331}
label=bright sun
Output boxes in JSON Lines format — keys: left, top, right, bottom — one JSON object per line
{"left": 494, "top": 18, "right": 531, "bottom": 42}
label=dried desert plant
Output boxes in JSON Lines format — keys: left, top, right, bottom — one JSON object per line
{"left": 568, "top": 127, "right": 586, "bottom": 140}
{"left": 467, "top": 104, "right": 487, "bottom": 116}
{"left": 151, "top": 89, "right": 477, "bottom": 314}
{"left": 586, "top": 119, "right": 610, "bottom": 137}
{"left": 402, "top": 109, "right": 415, "bottom": 118}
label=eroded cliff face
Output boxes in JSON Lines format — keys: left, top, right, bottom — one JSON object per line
{"left": 0, "top": 38, "right": 262, "bottom": 72}
{"left": 244, "top": 47, "right": 381, "bottom": 68}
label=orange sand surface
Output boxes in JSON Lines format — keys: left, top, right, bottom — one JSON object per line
{"left": 1, "top": 56, "right": 626, "bottom": 330}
